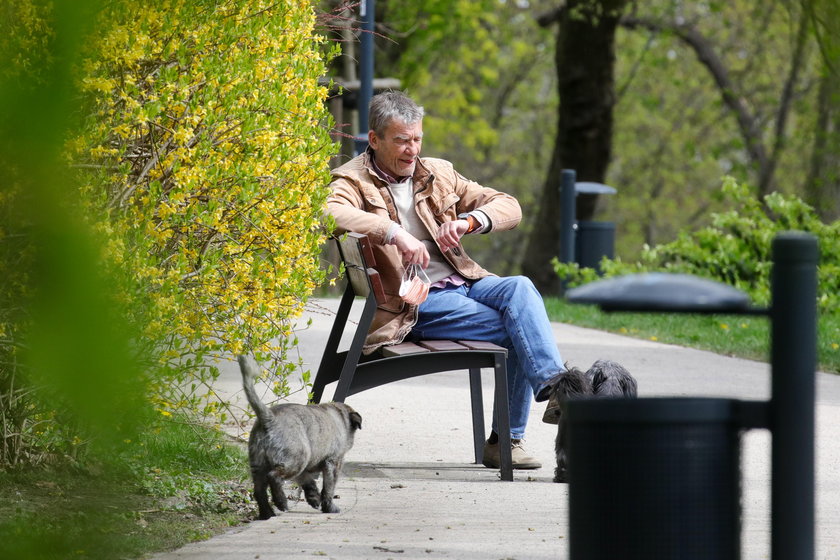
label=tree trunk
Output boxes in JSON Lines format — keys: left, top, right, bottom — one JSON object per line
{"left": 806, "top": 69, "right": 840, "bottom": 221}
{"left": 523, "top": 0, "right": 629, "bottom": 294}
{"left": 801, "top": 0, "right": 840, "bottom": 219}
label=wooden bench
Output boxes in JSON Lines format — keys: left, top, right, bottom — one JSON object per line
{"left": 311, "top": 233, "right": 513, "bottom": 480}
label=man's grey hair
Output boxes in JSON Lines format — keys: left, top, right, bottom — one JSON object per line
{"left": 368, "top": 91, "right": 425, "bottom": 135}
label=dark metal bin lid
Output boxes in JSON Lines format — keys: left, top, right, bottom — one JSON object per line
{"left": 566, "top": 272, "right": 752, "bottom": 313}
{"left": 566, "top": 397, "right": 739, "bottom": 424}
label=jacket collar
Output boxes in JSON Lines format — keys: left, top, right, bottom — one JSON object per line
{"left": 363, "top": 147, "right": 434, "bottom": 194}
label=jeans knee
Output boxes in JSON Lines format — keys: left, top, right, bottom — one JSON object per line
{"left": 509, "top": 275, "right": 538, "bottom": 296}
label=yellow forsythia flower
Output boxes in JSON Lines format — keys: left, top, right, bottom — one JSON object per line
{"left": 69, "top": 0, "right": 339, "bottom": 421}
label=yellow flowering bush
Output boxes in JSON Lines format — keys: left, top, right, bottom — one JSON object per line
{"left": 69, "top": 0, "right": 337, "bottom": 420}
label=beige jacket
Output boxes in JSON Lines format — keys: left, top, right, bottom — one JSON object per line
{"left": 327, "top": 151, "right": 522, "bottom": 354}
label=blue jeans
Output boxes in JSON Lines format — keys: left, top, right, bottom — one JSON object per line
{"left": 409, "top": 275, "right": 565, "bottom": 439}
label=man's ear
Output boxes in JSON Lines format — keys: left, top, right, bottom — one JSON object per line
{"left": 367, "top": 129, "right": 377, "bottom": 150}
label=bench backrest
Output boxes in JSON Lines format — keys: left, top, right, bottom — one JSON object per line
{"left": 336, "top": 232, "right": 386, "bottom": 304}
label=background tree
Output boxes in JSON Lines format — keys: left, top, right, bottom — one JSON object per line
{"left": 523, "top": 0, "right": 630, "bottom": 292}
{"left": 607, "top": 1, "right": 835, "bottom": 251}
{"left": 802, "top": 0, "right": 840, "bottom": 220}
{"left": 329, "top": 0, "right": 559, "bottom": 274}
{"left": 344, "top": 0, "right": 837, "bottom": 289}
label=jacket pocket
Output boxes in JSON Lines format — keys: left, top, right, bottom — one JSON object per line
{"left": 363, "top": 194, "right": 391, "bottom": 219}
{"left": 430, "top": 192, "right": 460, "bottom": 220}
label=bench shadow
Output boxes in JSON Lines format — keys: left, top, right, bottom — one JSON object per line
{"left": 343, "top": 461, "right": 554, "bottom": 483}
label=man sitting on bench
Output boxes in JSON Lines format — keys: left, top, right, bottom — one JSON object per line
{"left": 326, "top": 90, "right": 568, "bottom": 470}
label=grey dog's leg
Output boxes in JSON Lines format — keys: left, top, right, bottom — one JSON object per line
{"left": 252, "top": 470, "right": 276, "bottom": 520}
{"left": 319, "top": 459, "right": 341, "bottom": 514}
{"left": 550, "top": 367, "right": 590, "bottom": 483}
{"left": 554, "top": 423, "right": 569, "bottom": 483}
{"left": 267, "top": 471, "right": 289, "bottom": 512}
{"left": 296, "top": 472, "right": 321, "bottom": 510}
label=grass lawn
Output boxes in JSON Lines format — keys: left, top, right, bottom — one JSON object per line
{"left": 544, "top": 297, "right": 840, "bottom": 374}
{"left": 0, "top": 419, "right": 255, "bottom": 560}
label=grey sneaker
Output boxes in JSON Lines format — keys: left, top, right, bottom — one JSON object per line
{"left": 482, "top": 439, "right": 542, "bottom": 470}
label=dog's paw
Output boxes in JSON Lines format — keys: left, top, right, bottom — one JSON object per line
{"left": 321, "top": 501, "right": 340, "bottom": 514}
{"left": 258, "top": 510, "right": 276, "bottom": 520}
{"left": 273, "top": 496, "right": 290, "bottom": 512}
{"left": 553, "top": 468, "right": 568, "bottom": 484}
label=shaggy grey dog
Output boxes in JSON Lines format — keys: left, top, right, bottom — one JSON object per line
{"left": 238, "top": 355, "right": 362, "bottom": 519}
{"left": 552, "top": 359, "right": 637, "bottom": 483}
{"left": 548, "top": 366, "right": 592, "bottom": 483}
{"left": 587, "top": 358, "right": 638, "bottom": 399}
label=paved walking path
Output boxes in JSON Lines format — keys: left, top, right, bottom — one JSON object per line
{"left": 150, "top": 298, "right": 840, "bottom": 560}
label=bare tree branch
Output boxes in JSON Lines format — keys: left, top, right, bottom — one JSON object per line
{"left": 764, "top": 6, "right": 810, "bottom": 194}
{"left": 536, "top": 3, "right": 567, "bottom": 28}
{"left": 620, "top": 16, "right": 771, "bottom": 192}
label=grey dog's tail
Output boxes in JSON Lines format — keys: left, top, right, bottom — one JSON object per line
{"left": 238, "top": 355, "right": 275, "bottom": 427}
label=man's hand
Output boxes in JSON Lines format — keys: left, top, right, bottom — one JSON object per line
{"left": 436, "top": 219, "right": 469, "bottom": 253}
{"left": 393, "top": 228, "right": 430, "bottom": 268}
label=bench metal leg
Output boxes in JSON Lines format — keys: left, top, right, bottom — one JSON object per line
{"left": 493, "top": 353, "right": 513, "bottom": 481}
{"left": 468, "top": 367, "right": 486, "bottom": 464}
{"left": 311, "top": 286, "right": 356, "bottom": 404}
{"left": 332, "top": 292, "right": 378, "bottom": 403}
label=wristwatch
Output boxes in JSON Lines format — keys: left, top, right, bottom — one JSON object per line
{"left": 465, "top": 214, "right": 480, "bottom": 234}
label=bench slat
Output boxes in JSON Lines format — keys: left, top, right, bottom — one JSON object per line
{"left": 457, "top": 340, "right": 507, "bottom": 352}
{"left": 419, "top": 340, "right": 470, "bottom": 352}
{"left": 381, "top": 342, "right": 431, "bottom": 357}
{"left": 357, "top": 233, "right": 376, "bottom": 267}
{"left": 382, "top": 340, "right": 506, "bottom": 357}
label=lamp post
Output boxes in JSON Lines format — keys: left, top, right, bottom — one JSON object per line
{"left": 355, "top": 0, "right": 374, "bottom": 155}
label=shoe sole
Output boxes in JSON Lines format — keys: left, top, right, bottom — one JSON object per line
{"left": 482, "top": 460, "right": 542, "bottom": 470}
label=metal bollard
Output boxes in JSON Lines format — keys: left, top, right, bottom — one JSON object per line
{"left": 770, "top": 232, "right": 818, "bottom": 560}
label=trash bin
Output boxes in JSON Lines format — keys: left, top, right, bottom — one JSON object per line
{"left": 573, "top": 181, "right": 616, "bottom": 273}
{"left": 567, "top": 397, "right": 742, "bottom": 560}
{"left": 575, "top": 220, "right": 615, "bottom": 272}
{"left": 574, "top": 181, "right": 616, "bottom": 221}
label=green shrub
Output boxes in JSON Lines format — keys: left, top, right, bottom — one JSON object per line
{"left": 554, "top": 177, "right": 840, "bottom": 311}
{"left": 69, "top": 0, "right": 338, "bottom": 421}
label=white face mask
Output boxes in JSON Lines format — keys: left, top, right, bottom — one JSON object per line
{"left": 399, "top": 264, "right": 430, "bottom": 305}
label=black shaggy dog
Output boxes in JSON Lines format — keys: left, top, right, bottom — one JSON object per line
{"left": 552, "top": 359, "right": 637, "bottom": 483}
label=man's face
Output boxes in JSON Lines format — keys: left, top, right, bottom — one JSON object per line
{"left": 368, "top": 119, "right": 423, "bottom": 179}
